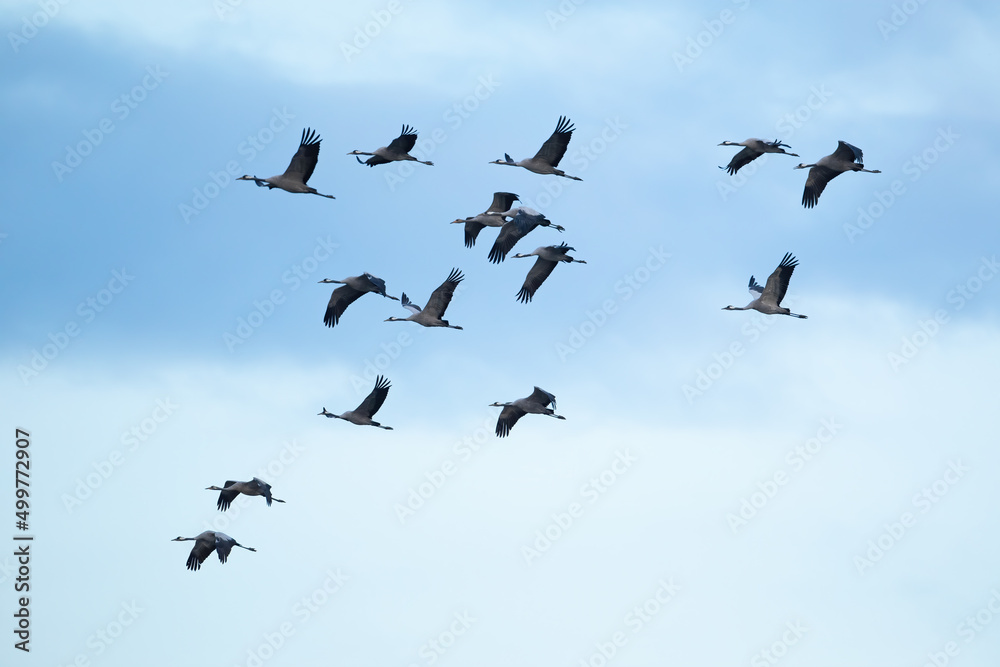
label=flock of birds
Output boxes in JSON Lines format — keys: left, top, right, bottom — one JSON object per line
{"left": 172, "top": 117, "right": 880, "bottom": 570}
{"left": 172, "top": 117, "right": 587, "bottom": 570}
{"left": 171, "top": 478, "right": 282, "bottom": 570}
{"left": 718, "top": 137, "right": 881, "bottom": 208}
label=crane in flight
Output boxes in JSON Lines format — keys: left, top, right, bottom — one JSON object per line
{"left": 511, "top": 243, "right": 586, "bottom": 303}
{"left": 490, "top": 116, "right": 582, "bottom": 180}
{"left": 171, "top": 531, "right": 256, "bottom": 571}
{"left": 319, "top": 375, "right": 394, "bottom": 429}
{"left": 237, "top": 128, "right": 335, "bottom": 198}
{"left": 718, "top": 138, "right": 798, "bottom": 175}
{"left": 490, "top": 387, "right": 566, "bottom": 437}
{"left": 205, "top": 478, "right": 285, "bottom": 512}
{"left": 723, "top": 253, "right": 807, "bottom": 319}
{"left": 451, "top": 192, "right": 520, "bottom": 248}
{"left": 385, "top": 269, "right": 465, "bottom": 329}
{"left": 319, "top": 273, "right": 398, "bottom": 328}
{"left": 487, "top": 207, "right": 565, "bottom": 264}
{"left": 795, "top": 141, "right": 881, "bottom": 208}
{"left": 348, "top": 125, "right": 433, "bottom": 166}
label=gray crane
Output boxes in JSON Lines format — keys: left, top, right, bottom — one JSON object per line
{"left": 490, "top": 116, "right": 582, "bottom": 180}
{"left": 385, "top": 268, "right": 464, "bottom": 329}
{"left": 452, "top": 192, "right": 520, "bottom": 248}
{"left": 206, "top": 478, "right": 285, "bottom": 512}
{"left": 171, "top": 531, "right": 256, "bottom": 571}
{"left": 491, "top": 387, "right": 566, "bottom": 437}
{"left": 718, "top": 138, "right": 798, "bottom": 175}
{"left": 512, "top": 243, "right": 586, "bottom": 303}
{"left": 488, "top": 207, "right": 565, "bottom": 264}
{"left": 237, "top": 128, "right": 335, "bottom": 198}
{"left": 319, "top": 273, "right": 398, "bottom": 328}
{"left": 348, "top": 125, "right": 433, "bottom": 166}
{"left": 795, "top": 141, "right": 881, "bottom": 208}
{"left": 723, "top": 253, "right": 807, "bottom": 318}
{"left": 319, "top": 375, "right": 393, "bottom": 429}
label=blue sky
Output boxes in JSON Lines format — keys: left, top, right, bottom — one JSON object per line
{"left": 2, "top": 1, "right": 999, "bottom": 666}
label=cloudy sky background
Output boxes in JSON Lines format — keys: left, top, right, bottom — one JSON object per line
{"left": 2, "top": 1, "right": 999, "bottom": 666}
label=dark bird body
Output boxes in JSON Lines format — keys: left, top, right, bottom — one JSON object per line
{"left": 349, "top": 125, "right": 433, "bottom": 166}
{"left": 490, "top": 387, "right": 565, "bottom": 437}
{"left": 319, "top": 273, "right": 398, "bottom": 328}
{"left": 795, "top": 141, "right": 880, "bottom": 208}
{"left": 386, "top": 269, "right": 464, "bottom": 328}
{"left": 487, "top": 208, "right": 565, "bottom": 264}
{"left": 452, "top": 192, "right": 520, "bottom": 248}
{"left": 490, "top": 116, "right": 582, "bottom": 180}
{"left": 237, "top": 128, "right": 335, "bottom": 198}
{"left": 718, "top": 138, "right": 798, "bottom": 175}
{"left": 171, "top": 531, "right": 256, "bottom": 571}
{"left": 512, "top": 243, "right": 586, "bottom": 303}
{"left": 206, "top": 478, "right": 285, "bottom": 512}
{"left": 723, "top": 253, "right": 807, "bottom": 318}
{"left": 319, "top": 375, "right": 393, "bottom": 429}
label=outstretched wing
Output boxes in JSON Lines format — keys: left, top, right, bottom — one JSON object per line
{"left": 762, "top": 253, "right": 799, "bottom": 307}
{"left": 215, "top": 537, "right": 234, "bottom": 564}
{"left": 357, "top": 375, "right": 391, "bottom": 418}
{"left": 215, "top": 480, "right": 241, "bottom": 512}
{"left": 284, "top": 128, "right": 322, "bottom": 184}
{"left": 516, "top": 257, "right": 559, "bottom": 303}
{"left": 324, "top": 285, "right": 365, "bottom": 328}
{"left": 186, "top": 536, "right": 216, "bottom": 571}
{"left": 531, "top": 116, "right": 575, "bottom": 167}
{"left": 463, "top": 221, "right": 486, "bottom": 248}
{"left": 528, "top": 386, "right": 556, "bottom": 409}
{"left": 748, "top": 275, "right": 764, "bottom": 298}
{"left": 723, "top": 146, "right": 759, "bottom": 176}
{"left": 833, "top": 140, "right": 863, "bottom": 164}
{"left": 488, "top": 210, "right": 543, "bottom": 263}
{"left": 400, "top": 293, "right": 421, "bottom": 314}
{"left": 362, "top": 154, "right": 391, "bottom": 167}
{"left": 250, "top": 478, "right": 273, "bottom": 506}
{"left": 495, "top": 405, "right": 525, "bottom": 438}
{"left": 488, "top": 191, "right": 519, "bottom": 214}
{"left": 425, "top": 269, "right": 463, "bottom": 317}
{"left": 489, "top": 219, "right": 531, "bottom": 263}
{"left": 801, "top": 165, "right": 839, "bottom": 208}
{"left": 362, "top": 273, "right": 393, "bottom": 299}
{"left": 387, "top": 125, "right": 418, "bottom": 154}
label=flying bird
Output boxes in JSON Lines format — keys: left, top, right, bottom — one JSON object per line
{"left": 237, "top": 128, "right": 335, "bottom": 199}
{"left": 512, "top": 243, "right": 586, "bottom": 303}
{"left": 490, "top": 116, "right": 582, "bottom": 180}
{"left": 319, "top": 375, "right": 393, "bottom": 429}
{"left": 385, "top": 268, "right": 464, "bottom": 329}
{"left": 451, "top": 192, "right": 520, "bottom": 248}
{"left": 795, "top": 141, "right": 881, "bottom": 208}
{"left": 205, "top": 478, "right": 285, "bottom": 512}
{"left": 487, "top": 207, "right": 565, "bottom": 264}
{"left": 723, "top": 253, "right": 807, "bottom": 319}
{"left": 490, "top": 387, "right": 565, "bottom": 437}
{"left": 348, "top": 125, "right": 433, "bottom": 166}
{"left": 171, "top": 531, "right": 256, "bottom": 571}
{"left": 718, "top": 138, "right": 798, "bottom": 175}
{"left": 319, "top": 273, "right": 398, "bottom": 328}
